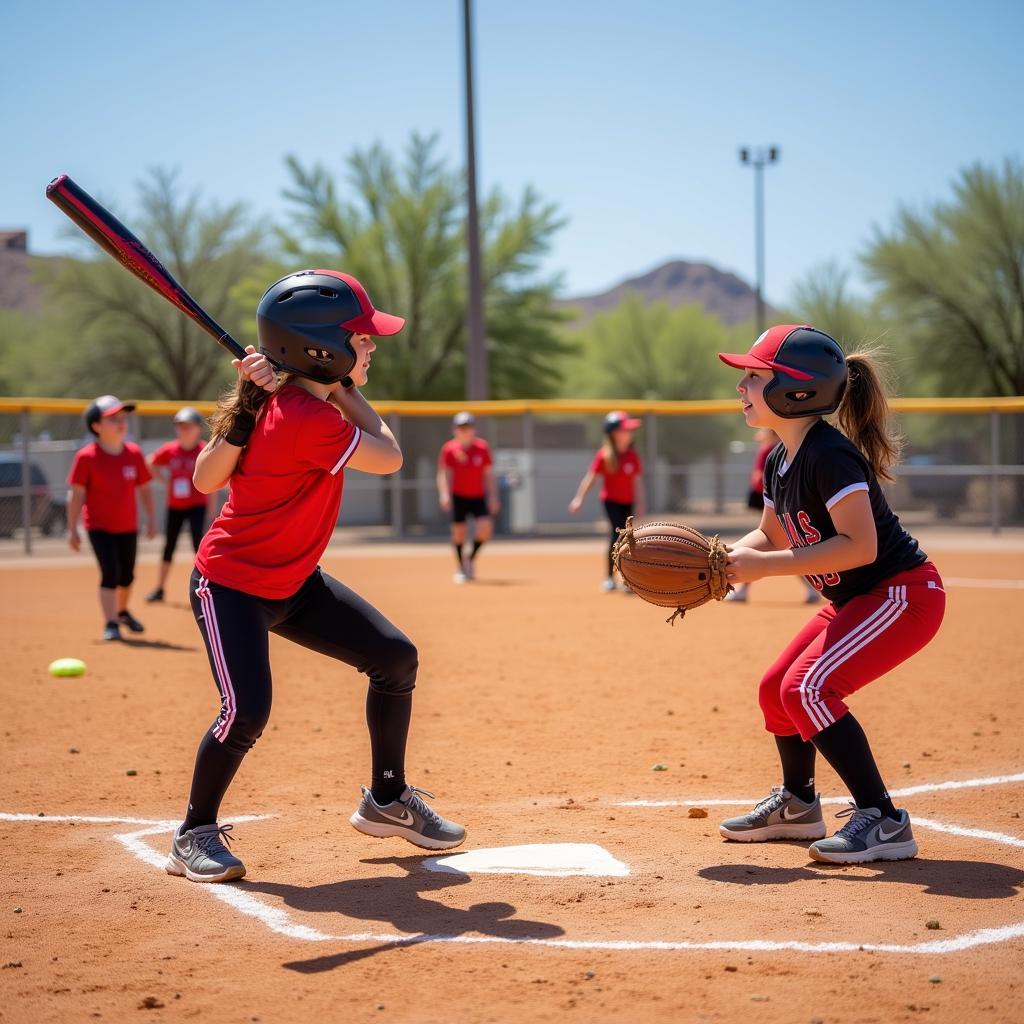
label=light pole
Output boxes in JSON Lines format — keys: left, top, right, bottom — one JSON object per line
{"left": 738, "top": 146, "right": 780, "bottom": 336}
{"left": 462, "top": 0, "right": 488, "bottom": 400}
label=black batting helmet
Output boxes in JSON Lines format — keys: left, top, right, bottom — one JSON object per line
{"left": 256, "top": 270, "right": 405, "bottom": 384}
{"left": 718, "top": 324, "right": 848, "bottom": 418}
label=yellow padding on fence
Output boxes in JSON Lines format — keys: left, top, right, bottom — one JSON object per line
{"left": 1, "top": 395, "right": 1023, "bottom": 417}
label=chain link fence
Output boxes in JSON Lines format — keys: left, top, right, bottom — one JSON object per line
{"left": 2, "top": 397, "right": 1023, "bottom": 554}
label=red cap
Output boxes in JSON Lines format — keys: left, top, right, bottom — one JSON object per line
{"left": 605, "top": 410, "right": 642, "bottom": 432}
{"left": 718, "top": 325, "right": 815, "bottom": 382}
{"left": 314, "top": 270, "right": 405, "bottom": 336}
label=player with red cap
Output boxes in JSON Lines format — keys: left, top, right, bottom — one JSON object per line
{"left": 436, "top": 411, "right": 499, "bottom": 583}
{"left": 67, "top": 395, "right": 156, "bottom": 641}
{"left": 165, "top": 270, "right": 465, "bottom": 885}
{"left": 715, "top": 325, "right": 945, "bottom": 864}
{"left": 569, "top": 411, "right": 646, "bottom": 591}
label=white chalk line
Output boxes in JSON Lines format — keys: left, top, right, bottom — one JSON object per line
{"left": 5, "top": 772, "right": 1023, "bottom": 957}
{"left": 618, "top": 770, "right": 1024, "bottom": 808}
{"left": 0, "top": 812, "right": 271, "bottom": 827}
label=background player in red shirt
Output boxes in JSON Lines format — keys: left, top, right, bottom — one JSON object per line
{"left": 436, "top": 411, "right": 499, "bottom": 583}
{"left": 145, "top": 407, "right": 208, "bottom": 603}
{"left": 165, "top": 270, "right": 465, "bottom": 884}
{"left": 725, "top": 427, "right": 820, "bottom": 605}
{"left": 568, "top": 411, "right": 646, "bottom": 591}
{"left": 716, "top": 325, "right": 945, "bottom": 864}
{"left": 67, "top": 396, "right": 157, "bottom": 641}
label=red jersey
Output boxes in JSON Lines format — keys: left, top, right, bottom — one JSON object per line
{"left": 151, "top": 440, "right": 207, "bottom": 510}
{"left": 439, "top": 438, "right": 492, "bottom": 499}
{"left": 195, "top": 385, "right": 362, "bottom": 600}
{"left": 68, "top": 441, "right": 153, "bottom": 533}
{"left": 750, "top": 440, "right": 774, "bottom": 493}
{"left": 589, "top": 447, "right": 642, "bottom": 504}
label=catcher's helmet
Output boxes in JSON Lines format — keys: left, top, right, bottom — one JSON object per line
{"left": 85, "top": 395, "right": 136, "bottom": 435}
{"left": 718, "top": 324, "right": 847, "bottom": 418}
{"left": 256, "top": 270, "right": 405, "bottom": 384}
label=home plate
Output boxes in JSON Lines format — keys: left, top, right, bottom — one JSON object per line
{"left": 423, "top": 843, "right": 630, "bottom": 877}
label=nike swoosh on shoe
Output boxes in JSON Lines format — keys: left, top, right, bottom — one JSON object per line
{"left": 877, "top": 821, "right": 906, "bottom": 841}
{"left": 376, "top": 807, "right": 415, "bottom": 826}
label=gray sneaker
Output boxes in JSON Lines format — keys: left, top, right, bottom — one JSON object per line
{"left": 720, "top": 786, "right": 826, "bottom": 842}
{"left": 165, "top": 823, "right": 246, "bottom": 882}
{"left": 809, "top": 805, "right": 918, "bottom": 864}
{"left": 350, "top": 785, "right": 466, "bottom": 851}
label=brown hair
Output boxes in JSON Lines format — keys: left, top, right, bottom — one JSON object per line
{"left": 834, "top": 350, "right": 903, "bottom": 482}
{"left": 208, "top": 372, "right": 293, "bottom": 442}
{"left": 600, "top": 438, "right": 619, "bottom": 475}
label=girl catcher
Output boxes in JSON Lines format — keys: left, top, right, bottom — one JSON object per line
{"left": 717, "top": 325, "right": 945, "bottom": 864}
{"left": 166, "top": 270, "right": 465, "bottom": 884}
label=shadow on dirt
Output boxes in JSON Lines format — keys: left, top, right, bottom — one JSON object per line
{"left": 241, "top": 855, "right": 565, "bottom": 972}
{"left": 698, "top": 858, "right": 1024, "bottom": 899}
{"left": 109, "top": 637, "right": 197, "bottom": 652}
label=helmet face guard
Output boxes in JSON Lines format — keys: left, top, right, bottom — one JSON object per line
{"left": 719, "top": 325, "right": 848, "bottom": 419}
{"left": 256, "top": 270, "right": 405, "bottom": 384}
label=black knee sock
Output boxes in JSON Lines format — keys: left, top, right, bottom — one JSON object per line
{"left": 811, "top": 713, "right": 898, "bottom": 820}
{"left": 470, "top": 539, "right": 484, "bottom": 561}
{"left": 367, "top": 688, "right": 412, "bottom": 805}
{"left": 774, "top": 734, "right": 817, "bottom": 803}
{"left": 607, "top": 543, "right": 615, "bottom": 577}
{"left": 453, "top": 543, "right": 464, "bottom": 569}
{"left": 183, "top": 731, "right": 247, "bottom": 831}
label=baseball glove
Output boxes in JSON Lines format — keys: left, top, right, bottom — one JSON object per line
{"left": 612, "top": 516, "right": 732, "bottom": 624}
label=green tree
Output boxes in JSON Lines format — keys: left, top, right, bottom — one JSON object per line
{"left": 863, "top": 158, "right": 1024, "bottom": 397}
{"left": 787, "top": 260, "right": 879, "bottom": 350}
{"left": 281, "top": 133, "right": 571, "bottom": 399}
{"left": 565, "top": 294, "right": 736, "bottom": 401}
{"left": 48, "top": 168, "right": 267, "bottom": 400}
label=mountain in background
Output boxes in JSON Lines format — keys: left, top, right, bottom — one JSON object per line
{"left": 559, "top": 259, "right": 775, "bottom": 327}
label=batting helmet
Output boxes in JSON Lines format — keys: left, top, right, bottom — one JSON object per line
{"left": 604, "top": 410, "right": 642, "bottom": 433}
{"left": 173, "top": 407, "right": 203, "bottom": 427}
{"left": 85, "top": 395, "right": 136, "bottom": 435}
{"left": 718, "top": 325, "right": 848, "bottom": 418}
{"left": 256, "top": 270, "right": 405, "bottom": 384}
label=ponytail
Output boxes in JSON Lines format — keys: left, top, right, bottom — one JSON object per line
{"left": 834, "top": 350, "right": 902, "bottom": 482}
{"left": 601, "top": 438, "right": 619, "bottom": 475}
{"left": 208, "top": 372, "right": 292, "bottom": 442}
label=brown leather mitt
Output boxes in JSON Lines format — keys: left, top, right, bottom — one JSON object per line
{"left": 612, "top": 516, "right": 732, "bottom": 624}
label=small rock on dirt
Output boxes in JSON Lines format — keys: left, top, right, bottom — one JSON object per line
{"left": 139, "top": 996, "right": 164, "bottom": 1009}
{"left": 651, "top": 763, "right": 668, "bottom": 771}
{"left": 688, "top": 807, "right": 708, "bottom": 818}
{"left": 929, "top": 975, "right": 942, "bottom": 984}
{"left": 126, "top": 769, "right": 138, "bottom": 776}
{"left": 925, "top": 919, "right": 941, "bottom": 930}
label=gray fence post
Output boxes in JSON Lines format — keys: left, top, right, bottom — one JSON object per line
{"left": 990, "top": 409, "right": 1001, "bottom": 534}
{"left": 389, "top": 413, "right": 403, "bottom": 537}
{"left": 521, "top": 410, "right": 535, "bottom": 532}
{"left": 20, "top": 408, "right": 32, "bottom": 555}
{"left": 645, "top": 413, "right": 658, "bottom": 513}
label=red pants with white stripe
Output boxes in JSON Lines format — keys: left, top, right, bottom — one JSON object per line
{"left": 759, "top": 562, "right": 945, "bottom": 740}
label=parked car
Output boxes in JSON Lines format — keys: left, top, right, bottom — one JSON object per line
{"left": 0, "top": 455, "right": 66, "bottom": 537}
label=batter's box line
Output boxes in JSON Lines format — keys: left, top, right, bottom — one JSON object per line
{"left": 3, "top": 772, "right": 1023, "bottom": 957}
{"left": 615, "top": 770, "right": 1024, "bottom": 809}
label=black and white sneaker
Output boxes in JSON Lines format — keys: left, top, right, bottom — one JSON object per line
{"left": 720, "top": 786, "right": 826, "bottom": 842}
{"left": 145, "top": 588, "right": 165, "bottom": 603}
{"left": 118, "top": 610, "right": 145, "bottom": 633}
{"left": 102, "top": 620, "right": 121, "bottom": 642}
{"left": 809, "top": 805, "right": 918, "bottom": 864}
{"left": 350, "top": 785, "right": 466, "bottom": 851}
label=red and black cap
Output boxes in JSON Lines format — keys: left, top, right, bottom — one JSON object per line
{"left": 718, "top": 325, "right": 848, "bottom": 419}
{"left": 256, "top": 270, "right": 405, "bottom": 384}
{"left": 85, "top": 394, "right": 136, "bottom": 434}
{"left": 604, "top": 410, "right": 642, "bottom": 433}
{"left": 718, "top": 325, "right": 816, "bottom": 381}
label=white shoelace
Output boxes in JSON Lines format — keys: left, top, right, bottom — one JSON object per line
{"left": 404, "top": 787, "right": 443, "bottom": 826}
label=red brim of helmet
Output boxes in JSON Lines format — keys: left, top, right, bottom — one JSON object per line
{"left": 717, "top": 352, "right": 813, "bottom": 381}
{"left": 101, "top": 402, "right": 136, "bottom": 417}
{"left": 343, "top": 309, "right": 406, "bottom": 337}
{"left": 619, "top": 418, "right": 642, "bottom": 430}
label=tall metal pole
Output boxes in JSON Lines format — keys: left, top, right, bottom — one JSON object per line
{"left": 462, "top": 0, "right": 488, "bottom": 400}
{"left": 739, "top": 146, "right": 779, "bottom": 336}
{"left": 754, "top": 161, "right": 765, "bottom": 335}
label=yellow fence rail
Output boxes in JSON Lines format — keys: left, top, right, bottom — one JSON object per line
{"left": 2, "top": 395, "right": 1024, "bottom": 417}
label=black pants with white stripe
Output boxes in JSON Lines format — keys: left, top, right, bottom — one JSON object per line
{"left": 184, "top": 566, "right": 417, "bottom": 828}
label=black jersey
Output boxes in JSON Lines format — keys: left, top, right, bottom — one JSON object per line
{"left": 762, "top": 420, "right": 926, "bottom": 606}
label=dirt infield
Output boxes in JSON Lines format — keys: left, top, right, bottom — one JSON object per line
{"left": 2, "top": 537, "right": 1022, "bottom": 1023}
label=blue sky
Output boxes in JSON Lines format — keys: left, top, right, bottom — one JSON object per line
{"left": 2, "top": 1, "right": 1020, "bottom": 305}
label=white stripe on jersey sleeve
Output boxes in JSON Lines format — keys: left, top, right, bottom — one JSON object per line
{"left": 763, "top": 494, "right": 774, "bottom": 509}
{"left": 825, "top": 481, "right": 869, "bottom": 510}
{"left": 329, "top": 427, "right": 363, "bottom": 476}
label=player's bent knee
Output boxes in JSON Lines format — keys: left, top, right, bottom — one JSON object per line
{"left": 373, "top": 636, "right": 418, "bottom": 695}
